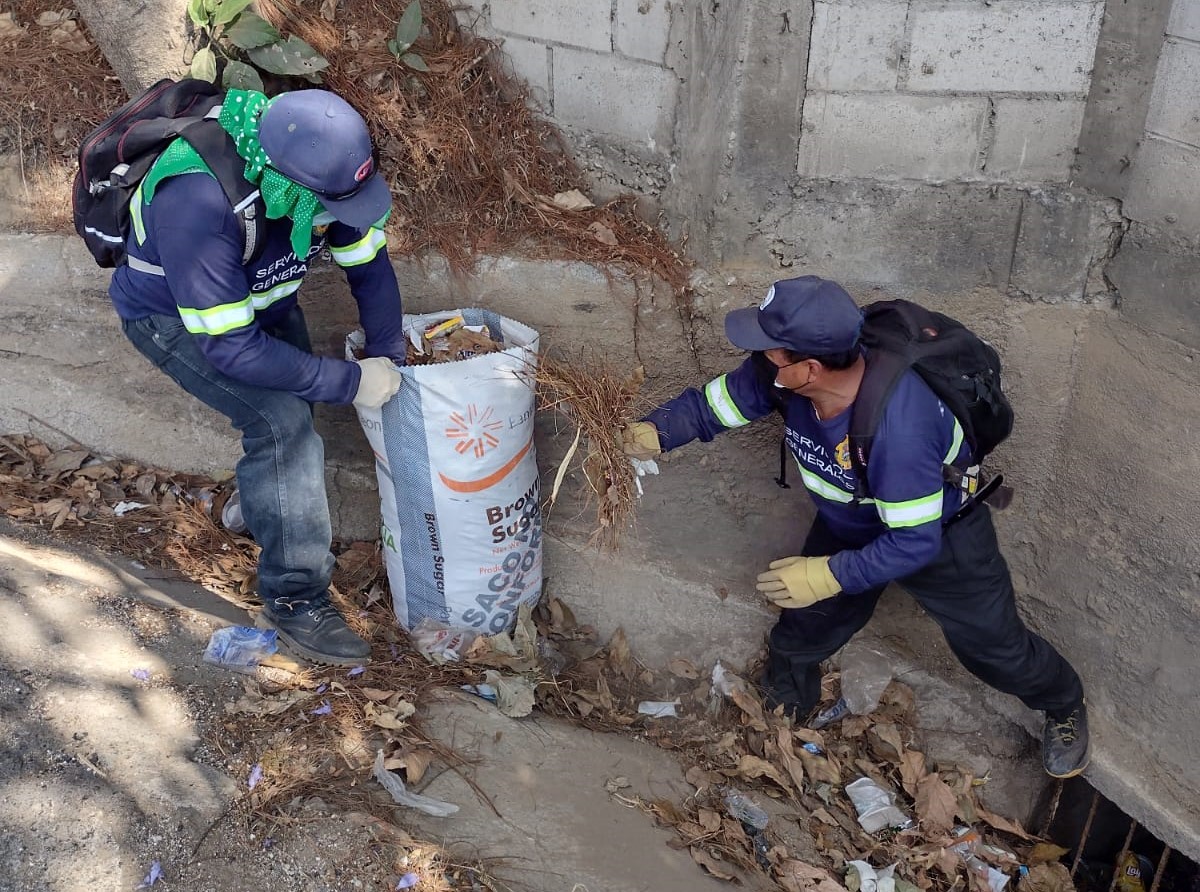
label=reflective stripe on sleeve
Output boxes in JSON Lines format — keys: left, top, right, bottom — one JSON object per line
{"left": 177, "top": 297, "right": 254, "bottom": 336}
{"left": 704, "top": 375, "right": 751, "bottom": 428}
{"left": 875, "top": 491, "right": 943, "bottom": 528}
{"left": 329, "top": 228, "right": 387, "bottom": 267}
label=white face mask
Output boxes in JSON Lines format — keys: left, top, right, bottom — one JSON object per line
{"left": 311, "top": 210, "right": 337, "bottom": 228}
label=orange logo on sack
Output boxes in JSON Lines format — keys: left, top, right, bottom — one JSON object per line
{"left": 438, "top": 403, "right": 532, "bottom": 493}
{"left": 445, "top": 404, "right": 503, "bottom": 458}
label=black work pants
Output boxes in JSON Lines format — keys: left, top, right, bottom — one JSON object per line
{"left": 766, "top": 505, "right": 1084, "bottom": 716}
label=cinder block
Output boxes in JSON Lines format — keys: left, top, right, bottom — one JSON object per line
{"left": 808, "top": 0, "right": 907, "bottom": 91}
{"left": 552, "top": 47, "right": 679, "bottom": 148}
{"left": 1145, "top": 40, "right": 1200, "bottom": 149}
{"left": 490, "top": 0, "right": 611, "bottom": 53}
{"left": 798, "top": 93, "right": 986, "bottom": 179}
{"left": 762, "top": 180, "right": 1023, "bottom": 292}
{"left": 1126, "top": 135, "right": 1200, "bottom": 234}
{"left": 499, "top": 36, "right": 551, "bottom": 104}
{"left": 989, "top": 98, "right": 1086, "bottom": 182}
{"left": 1010, "top": 188, "right": 1123, "bottom": 300}
{"left": 1167, "top": 0, "right": 1200, "bottom": 41}
{"left": 616, "top": 0, "right": 674, "bottom": 64}
{"left": 907, "top": 1, "right": 1104, "bottom": 94}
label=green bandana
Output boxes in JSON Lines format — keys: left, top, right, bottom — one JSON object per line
{"left": 140, "top": 89, "right": 322, "bottom": 259}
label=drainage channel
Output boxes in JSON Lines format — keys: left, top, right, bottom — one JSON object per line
{"left": 1039, "top": 777, "right": 1198, "bottom": 892}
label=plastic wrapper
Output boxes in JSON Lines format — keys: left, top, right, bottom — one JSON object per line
{"left": 845, "top": 777, "right": 912, "bottom": 833}
{"left": 202, "top": 626, "right": 277, "bottom": 674}
{"left": 840, "top": 639, "right": 894, "bottom": 715}
{"left": 409, "top": 618, "right": 478, "bottom": 664}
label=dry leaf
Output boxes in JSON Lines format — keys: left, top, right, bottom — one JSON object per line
{"left": 668, "top": 658, "right": 700, "bottom": 679}
{"left": 551, "top": 189, "right": 595, "bottom": 211}
{"left": 1019, "top": 862, "right": 1074, "bottom": 892}
{"left": 482, "top": 669, "right": 536, "bottom": 717}
{"left": 360, "top": 687, "right": 396, "bottom": 702}
{"left": 698, "top": 807, "right": 722, "bottom": 833}
{"left": 730, "top": 686, "right": 769, "bottom": 731}
{"left": 776, "top": 728, "right": 807, "bottom": 791}
{"left": 587, "top": 221, "right": 618, "bottom": 246}
{"left": 690, "top": 846, "right": 736, "bottom": 881}
{"left": 812, "top": 807, "right": 839, "bottom": 826}
{"left": 737, "top": 754, "right": 791, "bottom": 791}
{"left": 1025, "top": 843, "right": 1069, "bottom": 865}
{"left": 900, "top": 750, "right": 928, "bottom": 798}
{"left": 978, "top": 805, "right": 1033, "bottom": 840}
{"left": 320, "top": 0, "right": 338, "bottom": 20}
{"left": 869, "top": 722, "right": 905, "bottom": 762}
{"left": 777, "top": 859, "right": 848, "bottom": 892}
{"left": 607, "top": 628, "right": 636, "bottom": 680}
{"left": 364, "top": 699, "right": 416, "bottom": 730}
{"left": 383, "top": 749, "right": 434, "bottom": 784}
{"left": 915, "top": 773, "right": 959, "bottom": 833}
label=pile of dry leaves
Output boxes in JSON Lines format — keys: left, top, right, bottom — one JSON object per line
{"left": 0, "top": 433, "right": 1077, "bottom": 892}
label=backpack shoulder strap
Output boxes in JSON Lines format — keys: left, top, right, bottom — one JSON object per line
{"left": 178, "top": 113, "right": 265, "bottom": 265}
{"left": 749, "top": 351, "right": 795, "bottom": 489}
{"left": 848, "top": 348, "right": 911, "bottom": 500}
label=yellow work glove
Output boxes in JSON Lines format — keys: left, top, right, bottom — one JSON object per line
{"left": 755, "top": 555, "right": 842, "bottom": 609}
{"left": 621, "top": 421, "right": 661, "bottom": 460}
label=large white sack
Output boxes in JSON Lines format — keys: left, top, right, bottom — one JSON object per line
{"left": 348, "top": 309, "right": 542, "bottom": 633}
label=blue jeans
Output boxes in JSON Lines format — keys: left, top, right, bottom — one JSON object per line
{"left": 122, "top": 307, "right": 334, "bottom": 607}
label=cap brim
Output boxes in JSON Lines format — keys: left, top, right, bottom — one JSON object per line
{"left": 724, "top": 306, "right": 793, "bottom": 351}
{"left": 316, "top": 172, "right": 393, "bottom": 229}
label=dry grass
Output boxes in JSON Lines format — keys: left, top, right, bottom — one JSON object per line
{"left": 0, "top": 2, "right": 124, "bottom": 193}
{"left": 536, "top": 354, "right": 649, "bottom": 547}
{"left": 257, "top": 0, "right": 693, "bottom": 292}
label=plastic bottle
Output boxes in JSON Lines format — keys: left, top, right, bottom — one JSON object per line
{"left": 723, "top": 789, "right": 769, "bottom": 831}
{"left": 950, "top": 828, "right": 1009, "bottom": 892}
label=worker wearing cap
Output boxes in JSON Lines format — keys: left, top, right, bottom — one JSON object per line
{"left": 109, "top": 89, "right": 405, "bottom": 666}
{"left": 624, "top": 276, "right": 1089, "bottom": 778}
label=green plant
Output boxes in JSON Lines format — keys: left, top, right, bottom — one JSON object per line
{"left": 387, "top": 1, "right": 429, "bottom": 72}
{"left": 187, "top": 0, "right": 329, "bottom": 92}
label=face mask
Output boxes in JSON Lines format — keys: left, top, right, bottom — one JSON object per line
{"left": 311, "top": 210, "right": 337, "bottom": 228}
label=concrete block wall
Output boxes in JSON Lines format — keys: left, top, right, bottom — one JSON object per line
{"left": 1126, "top": 0, "right": 1200, "bottom": 237}
{"left": 459, "top": 0, "right": 680, "bottom": 155}
{"left": 800, "top": 0, "right": 1101, "bottom": 183}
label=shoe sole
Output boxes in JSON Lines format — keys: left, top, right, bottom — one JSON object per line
{"left": 254, "top": 612, "right": 370, "bottom": 668}
{"left": 1045, "top": 755, "right": 1090, "bottom": 779}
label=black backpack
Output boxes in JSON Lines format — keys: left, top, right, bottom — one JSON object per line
{"left": 73, "top": 78, "right": 265, "bottom": 271}
{"left": 757, "top": 298, "right": 1014, "bottom": 510}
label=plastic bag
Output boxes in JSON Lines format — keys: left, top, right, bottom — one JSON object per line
{"left": 840, "top": 638, "right": 894, "bottom": 715}
{"left": 372, "top": 750, "right": 459, "bottom": 817}
{"left": 202, "top": 626, "right": 277, "bottom": 674}
{"left": 845, "top": 777, "right": 912, "bottom": 833}
{"left": 409, "top": 617, "right": 478, "bottom": 664}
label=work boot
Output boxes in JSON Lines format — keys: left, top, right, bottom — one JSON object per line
{"left": 259, "top": 594, "right": 371, "bottom": 666}
{"left": 1042, "top": 700, "right": 1090, "bottom": 778}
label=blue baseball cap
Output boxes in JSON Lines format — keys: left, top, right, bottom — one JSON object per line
{"left": 724, "top": 276, "right": 863, "bottom": 355}
{"left": 259, "top": 90, "right": 392, "bottom": 229}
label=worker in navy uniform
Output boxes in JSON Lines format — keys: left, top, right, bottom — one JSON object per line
{"left": 623, "top": 276, "right": 1089, "bottom": 778}
{"left": 109, "top": 89, "right": 406, "bottom": 666}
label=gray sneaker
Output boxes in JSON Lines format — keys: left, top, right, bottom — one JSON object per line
{"left": 259, "top": 594, "right": 370, "bottom": 666}
{"left": 1043, "top": 701, "right": 1090, "bottom": 778}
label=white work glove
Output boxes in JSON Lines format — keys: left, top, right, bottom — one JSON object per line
{"left": 352, "top": 357, "right": 402, "bottom": 410}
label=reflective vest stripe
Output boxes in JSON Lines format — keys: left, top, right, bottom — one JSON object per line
{"left": 944, "top": 416, "right": 964, "bottom": 464}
